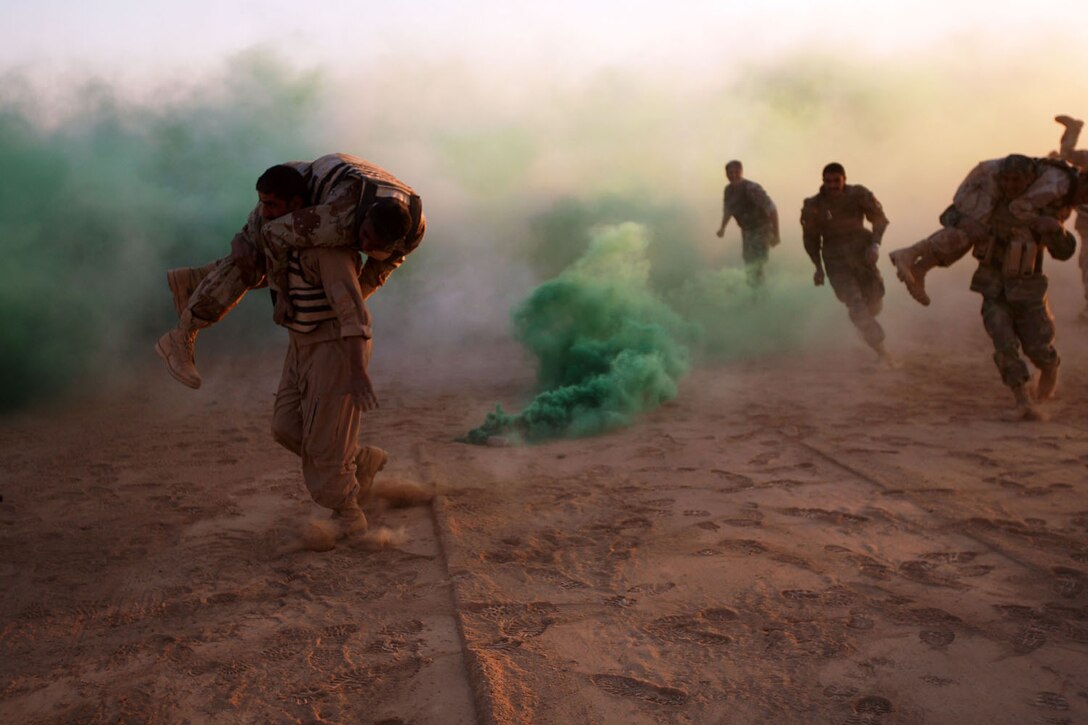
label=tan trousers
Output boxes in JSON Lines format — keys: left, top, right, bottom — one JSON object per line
{"left": 272, "top": 333, "right": 372, "bottom": 511}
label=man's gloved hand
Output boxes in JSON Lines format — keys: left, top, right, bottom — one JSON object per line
{"left": 813, "top": 267, "right": 825, "bottom": 286}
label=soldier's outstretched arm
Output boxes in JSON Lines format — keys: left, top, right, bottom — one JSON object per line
{"left": 358, "top": 211, "right": 425, "bottom": 300}
{"left": 717, "top": 191, "right": 733, "bottom": 237}
{"left": 802, "top": 230, "right": 824, "bottom": 285}
{"left": 800, "top": 201, "right": 824, "bottom": 284}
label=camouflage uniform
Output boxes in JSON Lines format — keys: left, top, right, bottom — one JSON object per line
{"left": 889, "top": 157, "right": 1082, "bottom": 312}
{"left": 271, "top": 246, "right": 373, "bottom": 513}
{"left": 721, "top": 178, "right": 778, "bottom": 284}
{"left": 185, "top": 154, "right": 426, "bottom": 326}
{"left": 919, "top": 158, "right": 1079, "bottom": 266}
{"left": 973, "top": 195, "right": 1076, "bottom": 388}
{"left": 801, "top": 184, "right": 889, "bottom": 348}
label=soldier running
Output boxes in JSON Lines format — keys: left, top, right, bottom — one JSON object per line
{"left": 801, "top": 162, "right": 894, "bottom": 367}
{"left": 715, "top": 160, "right": 780, "bottom": 285}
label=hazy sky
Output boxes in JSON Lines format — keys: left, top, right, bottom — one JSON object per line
{"left": 3, "top": 0, "right": 1086, "bottom": 82}
{"left": 3, "top": 0, "right": 1088, "bottom": 405}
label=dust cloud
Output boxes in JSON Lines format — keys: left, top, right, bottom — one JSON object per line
{"left": 2, "top": 45, "right": 1087, "bottom": 418}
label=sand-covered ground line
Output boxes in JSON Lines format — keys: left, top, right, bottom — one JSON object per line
{"left": 3, "top": 288, "right": 1088, "bottom": 724}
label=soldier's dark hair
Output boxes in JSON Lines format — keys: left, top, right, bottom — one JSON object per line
{"left": 256, "top": 165, "right": 308, "bottom": 203}
{"left": 725, "top": 160, "right": 743, "bottom": 172}
{"left": 1000, "top": 154, "right": 1035, "bottom": 176}
{"left": 822, "top": 162, "right": 846, "bottom": 176}
{"left": 367, "top": 197, "right": 412, "bottom": 245}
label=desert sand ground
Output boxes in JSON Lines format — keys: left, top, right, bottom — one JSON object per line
{"left": 3, "top": 273, "right": 1088, "bottom": 725}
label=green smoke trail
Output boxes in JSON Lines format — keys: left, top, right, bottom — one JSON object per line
{"left": 0, "top": 51, "right": 322, "bottom": 411}
{"left": 667, "top": 264, "right": 836, "bottom": 362}
{"left": 522, "top": 193, "right": 701, "bottom": 294}
{"left": 465, "top": 223, "right": 692, "bottom": 444}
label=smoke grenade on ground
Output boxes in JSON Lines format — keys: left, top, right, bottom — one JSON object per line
{"left": 464, "top": 223, "right": 692, "bottom": 444}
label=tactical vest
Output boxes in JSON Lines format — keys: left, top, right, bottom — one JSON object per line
{"left": 283, "top": 250, "right": 337, "bottom": 334}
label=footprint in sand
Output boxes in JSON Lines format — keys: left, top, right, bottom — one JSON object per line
{"left": 1032, "top": 692, "right": 1070, "bottom": 711}
{"left": 851, "top": 695, "right": 894, "bottom": 719}
{"left": 1051, "top": 567, "right": 1085, "bottom": 599}
{"left": 589, "top": 674, "right": 689, "bottom": 706}
{"left": 919, "top": 629, "right": 955, "bottom": 648}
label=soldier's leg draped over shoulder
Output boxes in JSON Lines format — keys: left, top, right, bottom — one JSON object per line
{"left": 186, "top": 255, "right": 254, "bottom": 324}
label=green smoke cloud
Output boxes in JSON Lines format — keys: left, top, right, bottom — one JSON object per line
{"left": 464, "top": 223, "right": 692, "bottom": 444}
{"left": 667, "top": 264, "right": 836, "bottom": 362}
{"left": 523, "top": 193, "right": 702, "bottom": 293}
{"left": 0, "top": 51, "right": 322, "bottom": 411}
{"left": 465, "top": 207, "right": 838, "bottom": 444}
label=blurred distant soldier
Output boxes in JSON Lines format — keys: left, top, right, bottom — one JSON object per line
{"left": 800, "top": 162, "right": 893, "bottom": 366}
{"left": 889, "top": 154, "right": 1085, "bottom": 419}
{"left": 716, "top": 160, "right": 780, "bottom": 285}
{"left": 1053, "top": 115, "right": 1088, "bottom": 320}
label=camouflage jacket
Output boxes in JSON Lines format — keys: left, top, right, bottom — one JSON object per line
{"left": 237, "top": 154, "right": 426, "bottom": 300}
{"left": 800, "top": 184, "right": 888, "bottom": 266}
{"left": 953, "top": 158, "right": 1077, "bottom": 227}
{"left": 722, "top": 179, "right": 776, "bottom": 230}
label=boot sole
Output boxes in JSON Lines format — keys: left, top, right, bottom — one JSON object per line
{"left": 155, "top": 338, "right": 202, "bottom": 389}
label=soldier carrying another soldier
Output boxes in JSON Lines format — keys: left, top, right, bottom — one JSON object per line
{"left": 889, "top": 154, "right": 1086, "bottom": 419}
{"left": 155, "top": 154, "right": 426, "bottom": 539}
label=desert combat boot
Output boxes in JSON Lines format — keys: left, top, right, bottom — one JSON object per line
{"left": 155, "top": 309, "right": 207, "bottom": 389}
{"left": 889, "top": 241, "right": 941, "bottom": 306}
{"left": 166, "top": 262, "right": 218, "bottom": 317}
{"left": 1036, "top": 363, "right": 1059, "bottom": 401}
{"left": 333, "top": 499, "right": 368, "bottom": 538}
{"left": 355, "top": 446, "right": 389, "bottom": 504}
